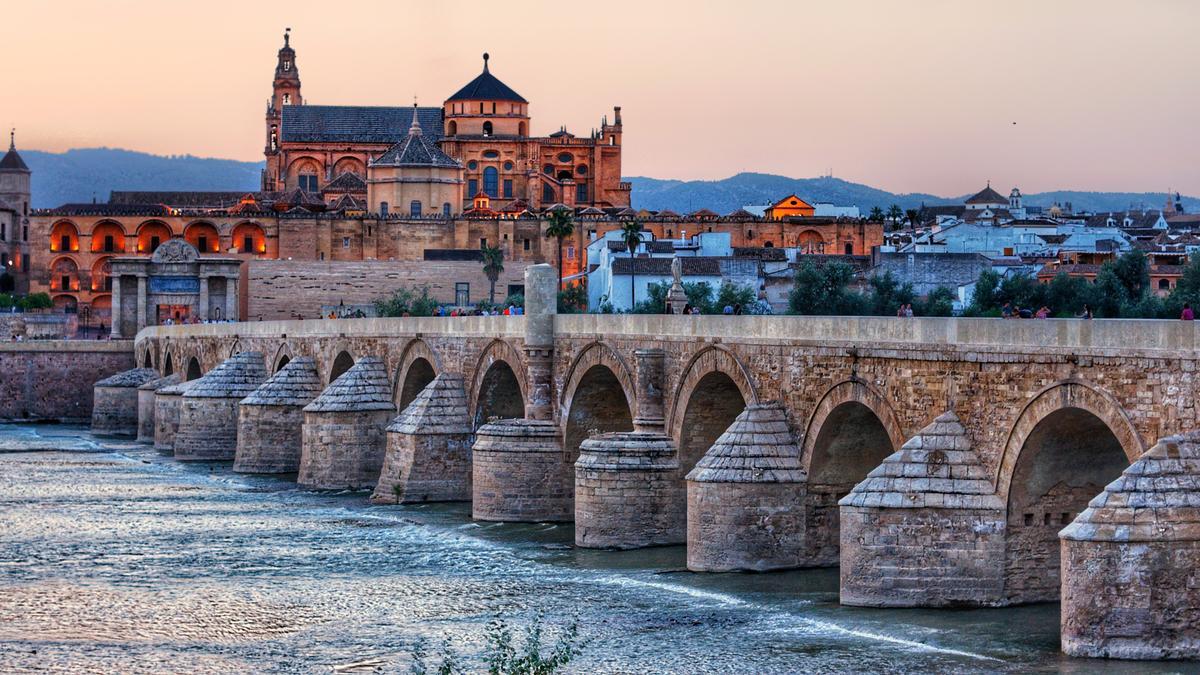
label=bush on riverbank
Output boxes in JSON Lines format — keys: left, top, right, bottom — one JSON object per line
{"left": 410, "top": 614, "right": 583, "bottom": 675}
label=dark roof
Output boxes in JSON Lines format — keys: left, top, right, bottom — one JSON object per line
{"left": 48, "top": 203, "right": 172, "bottom": 216}
{"left": 109, "top": 191, "right": 257, "bottom": 208}
{"left": 733, "top": 246, "right": 787, "bottom": 261}
{"left": 965, "top": 185, "right": 1008, "bottom": 205}
{"left": 446, "top": 55, "right": 527, "bottom": 103}
{"left": 281, "top": 105, "right": 443, "bottom": 143}
{"left": 323, "top": 172, "right": 367, "bottom": 193}
{"left": 646, "top": 241, "right": 675, "bottom": 254}
{"left": 424, "top": 249, "right": 483, "bottom": 262}
{"left": 374, "top": 123, "right": 460, "bottom": 168}
{"left": 329, "top": 194, "right": 366, "bottom": 212}
{"left": 611, "top": 257, "right": 721, "bottom": 276}
{"left": 724, "top": 208, "right": 756, "bottom": 219}
{"left": 278, "top": 188, "right": 325, "bottom": 207}
{"left": 0, "top": 143, "right": 29, "bottom": 172}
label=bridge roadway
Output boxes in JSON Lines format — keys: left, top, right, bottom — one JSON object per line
{"left": 127, "top": 298, "right": 1200, "bottom": 658}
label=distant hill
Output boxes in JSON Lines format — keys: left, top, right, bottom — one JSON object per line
{"left": 24, "top": 148, "right": 262, "bottom": 209}
{"left": 19, "top": 148, "right": 1199, "bottom": 216}
{"left": 628, "top": 172, "right": 1200, "bottom": 216}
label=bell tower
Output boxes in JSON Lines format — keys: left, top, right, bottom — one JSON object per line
{"left": 264, "top": 28, "right": 302, "bottom": 190}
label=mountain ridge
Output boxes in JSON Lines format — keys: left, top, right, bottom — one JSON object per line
{"left": 17, "top": 148, "right": 1198, "bottom": 215}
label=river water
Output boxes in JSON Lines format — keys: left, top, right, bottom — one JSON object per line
{"left": 0, "top": 425, "right": 1191, "bottom": 674}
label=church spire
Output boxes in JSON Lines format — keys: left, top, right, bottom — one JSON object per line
{"left": 409, "top": 101, "right": 422, "bottom": 136}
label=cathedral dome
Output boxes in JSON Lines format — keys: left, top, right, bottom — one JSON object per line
{"left": 446, "top": 53, "right": 527, "bottom": 103}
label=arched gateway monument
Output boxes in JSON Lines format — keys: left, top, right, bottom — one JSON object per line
{"left": 123, "top": 264, "right": 1200, "bottom": 660}
{"left": 108, "top": 239, "right": 242, "bottom": 338}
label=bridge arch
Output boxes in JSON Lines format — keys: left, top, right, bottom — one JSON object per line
{"left": 328, "top": 350, "right": 355, "bottom": 384}
{"left": 162, "top": 350, "right": 174, "bottom": 377}
{"left": 800, "top": 378, "right": 904, "bottom": 565}
{"left": 468, "top": 339, "right": 527, "bottom": 428}
{"left": 185, "top": 356, "right": 202, "bottom": 381}
{"left": 997, "top": 379, "right": 1140, "bottom": 604}
{"left": 669, "top": 346, "right": 758, "bottom": 475}
{"left": 560, "top": 342, "right": 636, "bottom": 463}
{"left": 394, "top": 339, "right": 441, "bottom": 410}
{"left": 271, "top": 342, "right": 294, "bottom": 373}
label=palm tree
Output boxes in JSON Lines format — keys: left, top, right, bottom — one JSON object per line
{"left": 480, "top": 243, "right": 504, "bottom": 305}
{"left": 869, "top": 206, "right": 884, "bottom": 222}
{"left": 904, "top": 209, "right": 920, "bottom": 230}
{"left": 886, "top": 204, "right": 903, "bottom": 224}
{"left": 620, "top": 219, "right": 644, "bottom": 308}
{"left": 544, "top": 208, "right": 575, "bottom": 289}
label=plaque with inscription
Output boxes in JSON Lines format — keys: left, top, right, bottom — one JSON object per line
{"left": 149, "top": 276, "right": 200, "bottom": 294}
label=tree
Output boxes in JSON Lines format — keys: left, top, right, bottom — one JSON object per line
{"left": 557, "top": 282, "right": 587, "bottom": 313}
{"left": 480, "top": 243, "right": 504, "bottom": 305}
{"left": 374, "top": 285, "right": 438, "bottom": 317}
{"left": 886, "top": 204, "right": 903, "bottom": 227}
{"left": 966, "top": 269, "right": 1001, "bottom": 315}
{"left": 788, "top": 260, "right": 863, "bottom": 315}
{"left": 17, "top": 292, "right": 52, "bottom": 311}
{"left": 916, "top": 287, "right": 956, "bottom": 316}
{"left": 904, "top": 209, "right": 920, "bottom": 229}
{"left": 714, "top": 281, "right": 756, "bottom": 313}
{"left": 868, "top": 206, "right": 884, "bottom": 222}
{"left": 1112, "top": 250, "right": 1149, "bottom": 300}
{"left": 619, "top": 219, "right": 644, "bottom": 308}
{"left": 544, "top": 208, "right": 575, "bottom": 289}
{"left": 866, "top": 271, "right": 914, "bottom": 315}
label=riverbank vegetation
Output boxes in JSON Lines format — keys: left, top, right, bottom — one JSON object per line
{"left": 410, "top": 615, "right": 583, "bottom": 675}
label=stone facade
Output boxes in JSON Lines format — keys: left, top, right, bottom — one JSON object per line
{"left": 234, "top": 356, "right": 322, "bottom": 473}
{"left": 298, "top": 357, "right": 395, "bottom": 489}
{"left": 471, "top": 419, "right": 570, "bottom": 522}
{"left": 575, "top": 432, "right": 682, "bottom": 548}
{"left": 686, "top": 403, "right": 807, "bottom": 572}
{"left": 137, "top": 373, "right": 180, "bottom": 443}
{"left": 153, "top": 379, "right": 195, "bottom": 453}
{"left": 1060, "top": 433, "right": 1200, "bottom": 660}
{"left": 0, "top": 342, "right": 134, "bottom": 422}
{"left": 174, "top": 352, "right": 267, "bottom": 462}
{"left": 90, "top": 367, "right": 160, "bottom": 437}
{"left": 839, "top": 411, "right": 1006, "bottom": 607}
{"left": 372, "top": 373, "right": 473, "bottom": 504}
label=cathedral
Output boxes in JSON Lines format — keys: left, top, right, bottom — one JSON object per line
{"left": 263, "top": 31, "right": 630, "bottom": 214}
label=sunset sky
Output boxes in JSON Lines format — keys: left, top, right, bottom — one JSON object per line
{"left": 2, "top": 0, "right": 1196, "bottom": 196}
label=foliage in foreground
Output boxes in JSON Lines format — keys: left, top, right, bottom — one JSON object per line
{"left": 374, "top": 285, "right": 439, "bottom": 317}
{"left": 0, "top": 292, "right": 53, "bottom": 311}
{"left": 410, "top": 615, "right": 583, "bottom": 675}
{"left": 629, "top": 280, "right": 767, "bottom": 314}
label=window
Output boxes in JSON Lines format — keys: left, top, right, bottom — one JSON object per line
{"left": 566, "top": 246, "right": 575, "bottom": 260}
{"left": 576, "top": 164, "right": 588, "bottom": 175}
{"left": 197, "top": 235, "right": 208, "bottom": 252}
{"left": 282, "top": 93, "right": 291, "bottom": 105}
{"left": 482, "top": 238, "right": 489, "bottom": 249}
{"left": 23, "top": 225, "right": 27, "bottom": 241}
{"left": 380, "top": 202, "right": 389, "bottom": 217}
{"left": 320, "top": 252, "right": 325, "bottom": 260}
{"left": 844, "top": 242, "right": 853, "bottom": 255}
{"left": 60, "top": 234, "right": 71, "bottom": 251}
{"left": 299, "top": 174, "right": 318, "bottom": 192}
{"left": 542, "top": 164, "right": 553, "bottom": 175}
{"left": 60, "top": 275, "right": 70, "bottom": 291}
{"left": 447, "top": 120, "right": 457, "bottom": 136}
{"left": 342, "top": 237, "right": 350, "bottom": 249}
{"left": 576, "top": 183, "right": 588, "bottom": 203}
{"left": 468, "top": 160, "right": 478, "bottom": 170}
{"left": 483, "top": 150, "right": 499, "bottom": 159}
{"left": 410, "top": 200, "right": 422, "bottom": 217}
{"left": 482, "top": 121, "right": 493, "bottom": 137}
{"left": 483, "top": 167, "right": 499, "bottom": 197}
{"left": 1159, "top": 278, "right": 1171, "bottom": 290}
{"left": 491, "top": 102, "right": 496, "bottom": 114}
{"left": 242, "top": 236, "right": 254, "bottom": 253}
{"left": 1, "top": 223, "right": 5, "bottom": 240}
{"left": 667, "top": 229, "right": 673, "bottom": 238}
{"left": 468, "top": 179, "right": 478, "bottom": 197}
{"left": 503, "top": 161, "right": 514, "bottom": 171}
{"left": 543, "top": 184, "right": 555, "bottom": 203}
{"left": 104, "top": 235, "right": 115, "bottom": 252}
{"left": 283, "top": 59, "right": 291, "bottom": 71}
{"left": 557, "top": 152, "right": 573, "bottom": 163}
{"left": 747, "top": 230, "right": 754, "bottom": 240}
{"left": 22, "top": 254, "right": 28, "bottom": 271}
{"left": 150, "top": 236, "right": 161, "bottom": 252}
{"left": 503, "top": 179, "right": 513, "bottom": 198}
{"left": 455, "top": 282, "right": 469, "bottom": 306}
{"left": 523, "top": 238, "right": 530, "bottom": 251}
{"left": 443, "top": 203, "right": 451, "bottom": 217}
{"left": 270, "top": 126, "right": 278, "bottom": 151}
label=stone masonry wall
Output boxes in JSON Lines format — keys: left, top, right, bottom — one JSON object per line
{"left": 0, "top": 342, "right": 133, "bottom": 421}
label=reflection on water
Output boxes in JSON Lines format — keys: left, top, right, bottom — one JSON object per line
{"left": 0, "top": 426, "right": 1180, "bottom": 674}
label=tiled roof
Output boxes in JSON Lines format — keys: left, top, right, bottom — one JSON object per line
{"left": 241, "top": 357, "right": 323, "bottom": 407}
{"left": 0, "top": 144, "right": 29, "bottom": 172}
{"left": 446, "top": 56, "right": 527, "bottom": 103}
{"left": 611, "top": 257, "right": 720, "bottom": 276}
{"left": 183, "top": 352, "right": 267, "bottom": 399}
{"left": 329, "top": 194, "right": 367, "bottom": 212}
{"left": 138, "top": 373, "right": 180, "bottom": 391}
{"left": 95, "top": 368, "right": 160, "bottom": 389}
{"left": 733, "top": 247, "right": 787, "bottom": 261}
{"left": 48, "top": 203, "right": 172, "bottom": 216}
{"left": 387, "top": 373, "right": 471, "bottom": 435}
{"left": 686, "top": 403, "right": 805, "bottom": 484}
{"left": 323, "top": 172, "right": 367, "bottom": 193}
{"left": 304, "top": 357, "right": 394, "bottom": 413}
{"left": 109, "top": 191, "right": 261, "bottom": 208}
{"left": 840, "top": 411, "right": 1003, "bottom": 510}
{"left": 965, "top": 185, "right": 1008, "bottom": 204}
{"left": 374, "top": 130, "right": 461, "bottom": 168}
{"left": 280, "top": 105, "right": 443, "bottom": 143}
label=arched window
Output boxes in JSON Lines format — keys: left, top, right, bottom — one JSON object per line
{"left": 483, "top": 167, "right": 499, "bottom": 198}
{"left": 482, "top": 121, "right": 493, "bottom": 137}
{"left": 447, "top": 120, "right": 457, "bottom": 136}
{"left": 380, "top": 202, "right": 389, "bottom": 217}
{"left": 443, "top": 203, "right": 452, "bottom": 217}
{"left": 410, "top": 200, "right": 422, "bottom": 217}
{"left": 518, "top": 121, "right": 527, "bottom": 136}
{"left": 543, "top": 184, "right": 555, "bottom": 203}
{"left": 1158, "top": 278, "right": 1171, "bottom": 290}
{"left": 543, "top": 164, "right": 554, "bottom": 175}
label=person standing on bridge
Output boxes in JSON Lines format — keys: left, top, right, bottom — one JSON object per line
{"left": 1183, "top": 303, "right": 1195, "bottom": 321}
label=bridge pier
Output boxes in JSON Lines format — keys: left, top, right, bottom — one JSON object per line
{"left": 575, "top": 348, "right": 684, "bottom": 549}
{"left": 153, "top": 379, "right": 195, "bottom": 453}
{"left": 91, "top": 367, "right": 160, "bottom": 437}
{"left": 298, "top": 356, "right": 395, "bottom": 490}
{"left": 373, "top": 373, "right": 473, "bottom": 504}
{"left": 686, "top": 402, "right": 807, "bottom": 571}
{"left": 838, "top": 411, "right": 1006, "bottom": 607}
{"left": 234, "top": 357, "right": 322, "bottom": 474}
{"left": 137, "top": 374, "right": 179, "bottom": 443}
{"left": 1060, "top": 432, "right": 1200, "bottom": 660}
{"left": 174, "top": 352, "right": 267, "bottom": 462}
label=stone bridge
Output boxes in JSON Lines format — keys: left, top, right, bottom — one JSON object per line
{"left": 126, "top": 270, "right": 1200, "bottom": 658}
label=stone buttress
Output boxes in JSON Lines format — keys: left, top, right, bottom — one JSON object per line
{"left": 1060, "top": 432, "right": 1200, "bottom": 660}
{"left": 372, "top": 373, "right": 472, "bottom": 504}
{"left": 137, "top": 374, "right": 180, "bottom": 443}
{"left": 685, "top": 402, "right": 806, "bottom": 571}
{"left": 575, "top": 348, "right": 683, "bottom": 549}
{"left": 174, "top": 352, "right": 268, "bottom": 461}
{"left": 298, "top": 356, "right": 395, "bottom": 489}
{"left": 471, "top": 264, "right": 569, "bottom": 522}
{"left": 91, "top": 367, "right": 160, "bottom": 437}
{"left": 234, "top": 357, "right": 322, "bottom": 474}
{"left": 154, "top": 379, "right": 195, "bottom": 453}
{"left": 838, "top": 411, "right": 1005, "bottom": 608}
